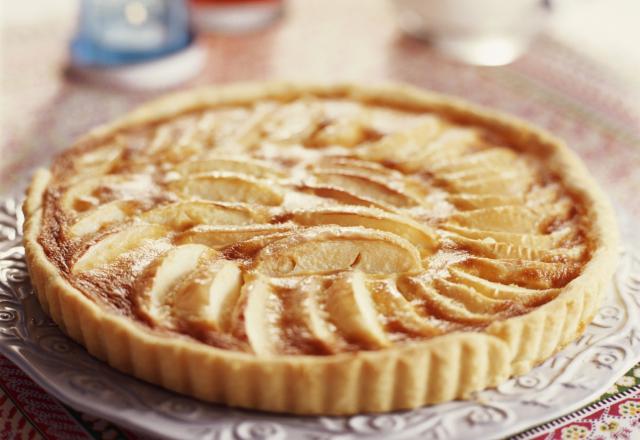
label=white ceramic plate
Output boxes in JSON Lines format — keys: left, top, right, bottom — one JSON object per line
{"left": 66, "top": 40, "right": 206, "bottom": 91}
{"left": 0, "top": 196, "right": 638, "bottom": 440}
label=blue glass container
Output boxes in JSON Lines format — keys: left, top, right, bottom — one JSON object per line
{"left": 71, "top": 0, "right": 191, "bottom": 67}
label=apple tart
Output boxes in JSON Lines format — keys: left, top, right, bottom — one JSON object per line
{"left": 23, "top": 83, "right": 618, "bottom": 414}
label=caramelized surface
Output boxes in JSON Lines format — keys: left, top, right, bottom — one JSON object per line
{"left": 39, "top": 94, "right": 591, "bottom": 355}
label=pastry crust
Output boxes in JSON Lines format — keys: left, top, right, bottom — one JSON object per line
{"left": 23, "top": 82, "right": 618, "bottom": 414}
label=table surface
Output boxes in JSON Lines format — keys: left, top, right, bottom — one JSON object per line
{"left": 1, "top": 1, "right": 640, "bottom": 439}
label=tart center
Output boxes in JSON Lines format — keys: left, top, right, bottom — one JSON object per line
{"left": 42, "top": 96, "right": 589, "bottom": 356}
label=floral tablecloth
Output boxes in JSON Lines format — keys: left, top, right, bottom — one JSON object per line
{"left": 1, "top": 1, "right": 639, "bottom": 438}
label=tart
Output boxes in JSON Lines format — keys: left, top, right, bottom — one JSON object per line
{"left": 23, "top": 83, "right": 618, "bottom": 415}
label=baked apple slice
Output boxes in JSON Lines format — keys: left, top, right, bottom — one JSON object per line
{"left": 169, "top": 172, "right": 283, "bottom": 206}
{"left": 139, "top": 244, "right": 211, "bottom": 321}
{"left": 254, "top": 227, "right": 422, "bottom": 276}
{"left": 173, "top": 258, "right": 243, "bottom": 331}
{"left": 141, "top": 201, "right": 262, "bottom": 230}
{"left": 326, "top": 271, "right": 390, "bottom": 349}
{"left": 72, "top": 224, "right": 169, "bottom": 273}
{"left": 287, "top": 207, "right": 438, "bottom": 255}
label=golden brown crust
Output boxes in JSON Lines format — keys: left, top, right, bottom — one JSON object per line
{"left": 23, "top": 82, "right": 618, "bottom": 414}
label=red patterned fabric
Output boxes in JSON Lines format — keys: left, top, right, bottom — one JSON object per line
{"left": 529, "top": 389, "right": 640, "bottom": 440}
{"left": 0, "top": 356, "right": 90, "bottom": 439}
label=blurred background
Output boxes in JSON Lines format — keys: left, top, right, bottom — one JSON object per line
{"left": 0, "top": 0, "right": 639, "bottom": 210}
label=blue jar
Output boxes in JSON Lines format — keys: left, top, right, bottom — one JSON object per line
{"left": 71, "top": 0, "right": 191, "bottom": 66}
